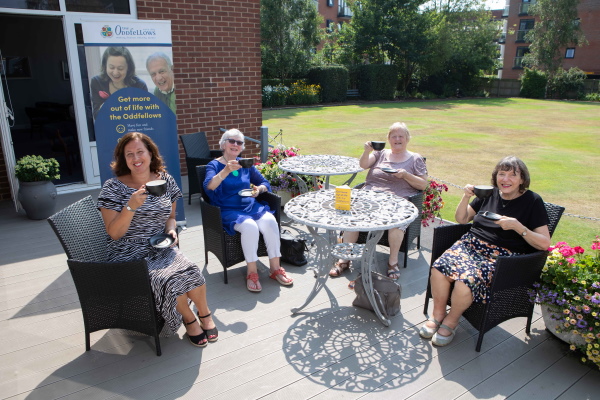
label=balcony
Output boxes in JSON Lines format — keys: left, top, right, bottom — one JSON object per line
{"left": 516, "top": 30, "right": 530, "bottom": 42}
{"left": 498, "top": 33, "right": 506, "bottom": 44}
{"left": 513, "top": 56, "right": 524, "bottom": 68}
{"left": 519, "top": 2, "right": 533, "bottom": 15}
{"left": 338, "top": 1, "right": 352, "bottom": 18}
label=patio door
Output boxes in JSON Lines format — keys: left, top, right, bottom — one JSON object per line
{"left": 0, "top": 62, "right": 19, "bottom": 211}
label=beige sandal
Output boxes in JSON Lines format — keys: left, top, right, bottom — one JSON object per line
{"left": 329, "top": 260, "right": 351, "bottom": 277}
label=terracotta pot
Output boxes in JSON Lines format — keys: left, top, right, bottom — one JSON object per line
{"left": 541, "top": 304, "right": 586, "bottom": 347}
{"left": 18, "top": 180, "right": 57, "bottom": 220}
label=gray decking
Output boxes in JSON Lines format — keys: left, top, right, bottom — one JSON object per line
{"left": 1, "top": 189, "right": 598, "bottom": 400}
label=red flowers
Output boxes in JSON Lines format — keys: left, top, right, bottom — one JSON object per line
{"left": 421, "top": 180, "right": 448, "bottom": 227}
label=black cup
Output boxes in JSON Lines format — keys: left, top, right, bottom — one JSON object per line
{"left": 371, "top": 141, "right": 386, "bottom": 151}
{"left": 238, "top": 158, "right": 255, "bottom": 168}
{"left": 146, "top": 179, "right": 167, "bottom": 196}
{"left": 474, "top": 185, "right": 494, "bottom": 199}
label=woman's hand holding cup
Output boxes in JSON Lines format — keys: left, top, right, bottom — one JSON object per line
{"left": 225, "top": 160, "right": 242, "bottom": 173}
{"left": 128, "top": 186, "right": 147, "bottom": 210}
{"left": 463, "top": 184, "right": 475, "bottom": 198}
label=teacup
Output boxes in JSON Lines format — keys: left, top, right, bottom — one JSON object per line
{"left": 238, "top": 158, "right": 255, "bottom": 168}
{"left": 371, "top": 141, "right": 386, "bottom": 151}
{"left": 146, "top": 179, "right": 167, "bottom": 196}
{"left": 473, "top": 185, "right": 494, "bottom": 199}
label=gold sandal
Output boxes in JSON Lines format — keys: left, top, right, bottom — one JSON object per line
{"left": 329, "top": 260, "right": 351, "bottom": 277}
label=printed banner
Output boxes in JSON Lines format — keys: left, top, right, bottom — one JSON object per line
{"left": 82, "top": 20, "right": 184, "bottom": 222}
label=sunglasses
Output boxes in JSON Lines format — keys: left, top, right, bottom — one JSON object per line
{"left": 226, "top": 139, "right": 244, "bottom": 146}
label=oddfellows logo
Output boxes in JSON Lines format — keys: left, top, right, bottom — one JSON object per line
{"left": 100, "top": 26, "right": 113, "bottom": 38}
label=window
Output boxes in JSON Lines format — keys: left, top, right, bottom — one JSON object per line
{"left": 514, "top": 47, "right": 530, "bottom": 69}
{"left": 327, "top": 0, "right": 334, "bottom": 6}
{"left": 517, "top": 19, "right": 534, "bottom": 41}
{"left": 565, "top": 48, "right": 575, "bottom": 58}
{"left": 326, "top": 19, "right": 333, "bottom": 33}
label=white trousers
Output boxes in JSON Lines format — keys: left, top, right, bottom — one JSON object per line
{"left": 233, "top": 213, "right": 281, "bottom": 263}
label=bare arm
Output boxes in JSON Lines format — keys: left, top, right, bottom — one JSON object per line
{"left": 359, "top": 142, "right": 377, "bottom": 169}
{"left": 455, "top": 184, "right": 477, "bottom": 224}
{"left": 495, "top": 219, "right": 550, "bottom": 251}
{"left": 100, "top": 186, "right": 147, "bottom": 240}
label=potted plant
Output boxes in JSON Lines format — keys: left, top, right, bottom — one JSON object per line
{"left": 15, "top": 155, "right": 60, "bottom": 220}
{"left": 421, "top": 179, "right": 448, "bottom": 227}
{"left": 530, "top": 238, "right": 600, "bottom": 370}
{"left": 256, "top": 145, "right": 319, "bottom": 204}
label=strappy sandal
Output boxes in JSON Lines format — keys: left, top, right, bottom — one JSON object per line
{"left": 419, "top": 317, "right": 441, "bottom": 339}
{"left": 387, "top": 263, "right": 400, "bottom": 280}
{"left": 330, "top": 260, "right": 351, "bottom": 277}
{"left": 198, "top": 312, "right": 218, "bottom": 342}
{"left": 432, "top": 324, "right": 457, "bottom": 346}
{"left": 184, "top": 318, "right": 208, "bottom": 347}
{"left": 247, "top": 272, "right": 261, "bottom": 292}
{"left": 269, "top": 267, "right": 293, "bottom": 286}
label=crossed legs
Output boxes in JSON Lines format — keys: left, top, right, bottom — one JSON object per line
{"left": 177, "top": 284, "right": 216, "bottom": 344}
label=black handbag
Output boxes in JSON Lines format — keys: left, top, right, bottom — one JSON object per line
{"left": 280, "top": 229, "right": 308, "bottom": 266}
{"left": 352, "top": 271, "right": 401, "bottom": 318}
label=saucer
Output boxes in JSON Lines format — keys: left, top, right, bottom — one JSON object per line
{"left": 149, "top": 233, "right": 174, "bottom": 248}
{"left": 238, "top": 189, "right": 254, "bottom": 197}
{"left": 478, "top": 211, "right": 502, "bottom": 221}
{"left": 381, "top": 167, "right": 398, "bottom": 174}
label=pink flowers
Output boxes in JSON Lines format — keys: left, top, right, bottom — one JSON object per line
{"left": 421, "top": 180, "right": 448, "bottom": 227}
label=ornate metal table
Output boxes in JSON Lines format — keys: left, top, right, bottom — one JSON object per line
{"left": 284, "top": 189, "right": 418, "bottom": 326}
{"left": 278, "top": 154, "right": 363, "bottom": 192}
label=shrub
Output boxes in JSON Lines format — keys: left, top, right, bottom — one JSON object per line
{"left": 262, "top": 84, "right": 288, "bottom": 108}
{"left": 286, "top": 81, "right": 320, "bottom": 105}
{"left": 15, "top": 155, "right": 60, "bottom": 182}
{"left": 548, "top": 67, "right": 586, "bottom": 99}
{"left": 358, "top": 64, "right": 398, "bottom": 101}
{"left": 307, "top": 66, "right": 348, "bottom": 103}
{"left": 584, "top": 93, "right": 600, "bottom": 102}
{"left": 520, "top": 68, "right": 547, "bottom": 99}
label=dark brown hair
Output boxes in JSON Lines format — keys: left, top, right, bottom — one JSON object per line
{"left": 99, "top": 47, "right": 138, "bottom": 86}
{"left": 110, "top": 132, "right": 166, "bottom": 176}
{"left": 491, "top": 156, "right": 530, "bottom": 193}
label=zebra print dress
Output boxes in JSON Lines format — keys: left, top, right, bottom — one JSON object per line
{"left": 97, "top": 172, "right": 206, "bottom": 334}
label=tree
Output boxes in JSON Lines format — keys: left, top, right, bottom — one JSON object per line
{"left": 523, "top": 0, "right": 587, "bottom": 75}
{"left": 261, "top": 0, "right": 323, "bottom": 80}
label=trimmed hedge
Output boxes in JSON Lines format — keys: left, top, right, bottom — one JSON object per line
{"left": 358, "top": 64, "right": 398, "bottom": 101}
{"left": 520, "top": 68, "right": 547, "bottom": 99}
{"left": 307, "top": 66, "right": 348, "bottom": 103}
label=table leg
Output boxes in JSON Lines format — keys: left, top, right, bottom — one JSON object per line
{"left": 361, "top": 230, "right": 391, "bottom": 326}
{"left": 291, "top": 226, "right": 337, "bottom": 314}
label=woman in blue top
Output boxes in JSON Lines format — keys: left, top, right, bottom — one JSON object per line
{"left": 204, "top": 129, "right": 293, "bottom": 292}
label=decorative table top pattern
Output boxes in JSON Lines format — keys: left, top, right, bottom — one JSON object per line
{"left": 278, "top": 155, "right": 363, "bottom": 177}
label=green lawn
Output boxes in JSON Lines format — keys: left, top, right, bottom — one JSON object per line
{"left": 262, "top": 98, "right": 600, "bottom": 246}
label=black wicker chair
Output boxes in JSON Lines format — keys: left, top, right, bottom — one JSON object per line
{"left": 354, "top": 183, "right": 423, "bottom": 268}
{"left": 196, "top": 165, "right": 282, "bottom": 283}
{"left": 47, "top": 195, "right": 164, "bottom": 356}
{"left": 180, "top": 131, "right": 222, "bottom": 204}
{"left": 423, "top": 202, "right": 565, "bottom": 351}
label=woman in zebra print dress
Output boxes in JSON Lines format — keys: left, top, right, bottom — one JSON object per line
{"left": 97, "top": 131, "right": 217, "bottom": 347}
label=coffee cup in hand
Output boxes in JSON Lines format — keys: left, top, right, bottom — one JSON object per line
{"left": 146, "top": 179, "right": 167, "bottom": 196}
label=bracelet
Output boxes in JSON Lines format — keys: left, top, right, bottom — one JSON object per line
{"left": 215, "top": 173, "right": 223, "bottom": 181}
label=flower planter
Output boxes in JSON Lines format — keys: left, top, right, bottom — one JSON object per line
{"left": 18, "top": 180, "right": 57, "bottom": 220}
{"left": 276, "top": 190, "right": 299, "bottom": 207}
{"left": 541, "top": 304, "right": 587, "bottom": 347}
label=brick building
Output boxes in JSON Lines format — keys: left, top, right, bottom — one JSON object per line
{"left": 498, "top": 0, "right": 600, "bottom": 79}
{"left": 0, "top": 1, "right": 262, "bottom": 206}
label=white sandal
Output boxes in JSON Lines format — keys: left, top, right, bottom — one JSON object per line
{"left": 432, "top": 324, "right": 456, "bottom": 346}
{"left": 419, "top": 317, "right": 441, "bottom": 339}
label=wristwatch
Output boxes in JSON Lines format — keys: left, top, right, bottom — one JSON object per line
{"left": 521, "top": 229, "right": 527, "bottom": 237}
{"left": 126, "top": 204, "right": 136, "bottom": 212}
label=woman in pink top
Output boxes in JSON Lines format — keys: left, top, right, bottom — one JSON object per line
{"left": 330, "top": 122, "right": 428, "bottom": 280}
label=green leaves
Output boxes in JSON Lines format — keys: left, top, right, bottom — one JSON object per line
{"left": 15, "top": 155, "right": 60, "bottom": 182}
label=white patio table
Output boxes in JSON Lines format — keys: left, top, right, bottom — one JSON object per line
{"left": 278, "top": 154, "right": 363, "bottom": 192}
{"left": 284, "top": 188, "right": 418, "bottom": 326}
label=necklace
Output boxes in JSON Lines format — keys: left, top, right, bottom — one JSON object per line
{"left": 500, "top": 194, "right": 514, "bottom": 208}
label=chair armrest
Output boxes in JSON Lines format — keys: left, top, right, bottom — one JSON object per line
{"left": 186, "top": 156, "right": 215, "bottom": 167}
{"left": 199, "top": 200, "right": 226, "bottom": 237}
{"left": 490, "top": 250, "right": 549, "bottom": 294}
{"left": 430, "top": 223, "right": 472, "bottom": 265}
{"left": 209, "top": 150, "right": 222, "bottom": 158}
{"left": 258, "top": 191, "right": 281, "bottom": 226}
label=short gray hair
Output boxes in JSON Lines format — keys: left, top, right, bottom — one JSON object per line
{"left": 388, "top": 122, "right": 410, "bottom": 140}
{"left": 219, "top": 129, "right": 245, "bottom": 151}
{"left": 146, "top": 52, "right": 173, "bottom": 70}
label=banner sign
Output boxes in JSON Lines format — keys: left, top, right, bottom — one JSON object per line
{"left": 82, "top": 20, "right": 184, "bottom": 222}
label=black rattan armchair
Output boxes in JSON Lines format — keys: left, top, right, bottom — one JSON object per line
{"left": 354, "top": 183, "right": 423, "bottom": 268}
{"left": 196, "top": 165, "right": 281, "bottom": 283}
{"left": 423, "top": 202, "right": 565, "bottom": 351}
{"left": 180, "top": 131, "right": 222, "bottom": 204}
{"left": 47, "top": 195, "right": 164, "bottom": 356}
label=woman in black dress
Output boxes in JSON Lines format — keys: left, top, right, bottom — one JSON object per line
{"left": 97, "top": 132, "right": 217, "bottom": 347}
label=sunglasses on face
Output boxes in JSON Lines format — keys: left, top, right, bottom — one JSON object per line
{"left": 226, "top": 139, "right": 244, "bottom": 146}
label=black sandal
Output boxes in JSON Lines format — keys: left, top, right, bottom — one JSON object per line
{"left": 184, "top": 318, "right": 208, "bottom": 347}
{"left": 198, "top": 312, "right": 219, "bottom": 342}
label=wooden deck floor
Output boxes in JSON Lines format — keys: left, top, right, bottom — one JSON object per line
{"left": 1, "top": 190, "right": 598, "bottom": 400}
